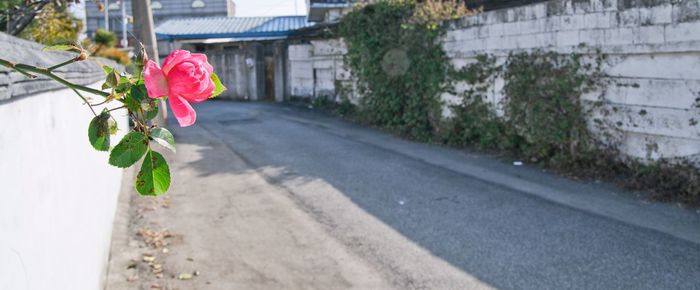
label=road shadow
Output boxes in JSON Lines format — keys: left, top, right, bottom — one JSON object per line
{"left": 167, "top": 101, "right": 700, "bottom": 290}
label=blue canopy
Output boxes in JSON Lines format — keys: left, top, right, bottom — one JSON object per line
{"left": 155, "top": 16, "right": 314, "bottom": 41}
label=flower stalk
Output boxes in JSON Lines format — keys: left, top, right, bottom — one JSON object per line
{"left": 0, "top": 57, "right": 110, "bottom": 98}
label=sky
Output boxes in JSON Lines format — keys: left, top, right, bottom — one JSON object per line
{"left": 235, "top": 0, "right": 307, "bottom": 17}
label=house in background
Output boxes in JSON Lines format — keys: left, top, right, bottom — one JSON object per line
{"left": 155, "top": 16, "right": 314, "bottom": 101}
{"left": 306, "top": 0, "right": 353, "bottom": 22}
{"left": 84, "top": 0, "right": 236, "bottom": 42}
{"left": 152, "top": 1, "right": 355, "bottom": 102}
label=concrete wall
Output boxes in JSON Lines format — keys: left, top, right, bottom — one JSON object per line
{"left": 0, "top": 33, "right": 128, "bottom": 290}
{"left": 441, "top": 0, "right": 700, "bottom": 160}
{"left": 289, "top": 39, "right": 354, "bottom": 101}
{"left": 288, "top": 0, "right": 700, "bottom": 163}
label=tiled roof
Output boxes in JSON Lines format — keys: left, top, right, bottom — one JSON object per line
{"left": 155, "top": 16, "right": 313, "bottom": 40}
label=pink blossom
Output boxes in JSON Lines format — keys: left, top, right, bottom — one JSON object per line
{"left": 143, "top": 50, "right": 215, "bottom": 127}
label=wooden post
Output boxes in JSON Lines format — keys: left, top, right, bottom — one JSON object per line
{"left": 131, "top": 0, "right": 166, "bottom": 124}
{"left": 131, "top": 0, "right": 159, "bottom": 63}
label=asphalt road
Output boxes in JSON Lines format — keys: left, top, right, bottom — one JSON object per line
{"left": 146, "top": 101, "right": 700, "bottom": 289}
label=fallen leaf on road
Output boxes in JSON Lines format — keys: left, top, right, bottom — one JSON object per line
{"left": 138, "top": 228, "right": 173, "bottom": 249}
{"left": 177, "top": 273, "right": 193, "bottom": 280}
{"left": 142, "top": 254, "right": 156, "bottom": 263}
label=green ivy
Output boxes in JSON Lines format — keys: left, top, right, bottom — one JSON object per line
{"left": 337, "top": 2, "right": 698, "bottom": 205}
{"left": 502, "top": 50, "right": 601, "bottom": 165}
{"left": 339, "top": 1, "right": 448, "bottom": 140}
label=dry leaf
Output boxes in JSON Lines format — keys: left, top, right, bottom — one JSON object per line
{"left": 142, "top": 254, "right": 156, "bottom": 263}
{"left": 177, "top": 273, "right": 193, "bottom": 280}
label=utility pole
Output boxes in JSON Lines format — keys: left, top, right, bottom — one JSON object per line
{"left": 131, "top": 0, "right": 166, "bottom": 124}
{"left": 104, "top": 0, "right": 109, "bottom": 30}
{"left": 120, "top": 0, "right": 128, "bottom": 47}
{"left": 131, "top": 0, "right": 159, "bottom": 63}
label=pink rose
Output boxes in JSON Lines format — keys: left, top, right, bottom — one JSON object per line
{"left": 143, "top": 50, "right": 215, "bottom": 127}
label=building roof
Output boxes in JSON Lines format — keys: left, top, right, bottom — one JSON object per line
{"left": 309, "top": 0, "right": 351, "bottom": 6}
{"left": 155, "top": 16, "right": 314, "bottom": 41}
{"left": 307, "top": 0, "right": 352, "bottom": 21}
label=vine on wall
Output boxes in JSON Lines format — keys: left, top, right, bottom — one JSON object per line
{"left": 337, "top": 1, "right": 699, "bottom": 204}
{"left": 338, "top": 0, "right": 477, "bottom": 140}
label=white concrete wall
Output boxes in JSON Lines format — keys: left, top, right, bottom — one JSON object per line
{"left": 289, "top": 39, "right": 355, "bottom": 101}
{"left": 0, "top": 33, "right": 128, "bottom": 290}
{"left": 441, "top": 0, "right": 700, "bottom": 161}
{"left": 288, "top": 0, "right": 700, "bottom": 163}
{"left": 0, "top": 84, "right": 128, "bottom": 290}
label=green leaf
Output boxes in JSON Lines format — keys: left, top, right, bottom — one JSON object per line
{"left": 102, "top": 65, "right": 114, "bottom": 74}
{"left": 123, "top": 83, "right": 148, "bottom": 112}
{"left": 108, "top": 117, "right": 118, "bottom": 135}
{"left": 135, "top": 150, "right": 170, "bottom": 196}
{"left": 144, "top": 106, "right": 159, "bottom": 120}
{"left": 105, "top": 70, "right": 119, "bottom": 87}
{"left": 150, "top": 128, "right": 176, "bottom": 153}
{"left": 43, "top": 44, "right": 79, "bottom": 52}
{"left": 109, "top": 132, "right": 148, "bottom": 168}
{"left": 210, "top": 73, "right": 226, "bottom": 98}
{"left": 131, "top": 82, "right": 148, "bottom": 102}
{"left": 88, "top": 111, "right": 111, "bottom": 151}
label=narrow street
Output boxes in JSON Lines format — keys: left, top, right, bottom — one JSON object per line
{"left": 106, "top": 101, "right": 700, "bottom": 290}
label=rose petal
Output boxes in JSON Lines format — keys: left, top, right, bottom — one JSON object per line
{"left": 143, "top": 60, "right": 169, "bottom": 99}
{"left": 168, "top": 95, "right": 196, "bottom": 127}
{"left": 166, "top": 62, "right": 201, "bottom": 95}
{"left": 190, "top": 53, "right": 214, "bottom": 73}
{"left": 184, "top": 78, "right": 215, "bottom": 103}
{"left": 162, "top": 49, "right": 191, "bottom": 75}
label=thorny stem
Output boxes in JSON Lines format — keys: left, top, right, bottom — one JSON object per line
{"left": 47, "top": 57, "right": 78, "bottom": 71}
{"left": 108, "top": 105, "right": 126, "bottom": 112}
{"left": 89, "top": 97, "right": 113, "bottom": 107}
{"left": 70, "top": 87, "right": 98, "bottom": 116}
{"left": 0, "top": 57, "right": 110, "bottom": 98}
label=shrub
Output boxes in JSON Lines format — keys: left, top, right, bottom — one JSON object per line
{"left": 95, "top": 28, "right": 117, "bottom": 47}
{"left": 339, "top": 0, "right": 478, "bottom": 140}
{"left": 94, "top": 47, "right": 131, "bottom": 65}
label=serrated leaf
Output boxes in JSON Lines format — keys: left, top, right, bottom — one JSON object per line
{"left": 123, "top": 85, "right": 144, "bottom": 112}
{"left": 106, "top": 70, "right": 119, "bottom": 87}
{"left": 43, "top": 44, "right": 78, "bottom": 52}
{"left": 88, "top": 112, "right": 111, "bottom": 151}
{"left": 131, "top": 82, "right": 148, "bottom": 102}
{"left": 108, "top": 118, "right": 118, "bottom": 135}
{"left": 102, "top": 65, "right": 114, "bottom": 74}
{"left": 136, "top": 150, "right": 170, "bottom": 196}
{"left": 109, "top": 132, "right": 148, "bottom": 168}
{"left": 210, "top": 72, "right": 226, "bottom": 98}
{"left": 150, "top": 128, "right": 175, "bottom": 153}
{"left": 144, "top": 106, "right": 159, "bottom": 120}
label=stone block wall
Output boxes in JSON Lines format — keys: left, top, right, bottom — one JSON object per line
{"left": 442, "top": 0, "right": 700, "bottom": 160}
{"left": 289, "top": 39, "right": 354, "bottom": 101}
{"left": 287, "top": 0, "right": 700, "bottom": 162}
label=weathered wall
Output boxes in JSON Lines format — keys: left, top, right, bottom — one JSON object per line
{"left": 442, "top": 0, "right": 700, "bottom": 160}
{"left": 289, "top": 39, "right": 354, "bottom": 101}
{"left": 0, "top": 33, "right": 128, "bottom": 290}
{"left": 288, "top": 0, "right": 700, "bottom": 162}
{"left": 193, "top": 42, "right": 288, "bottom": 101}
